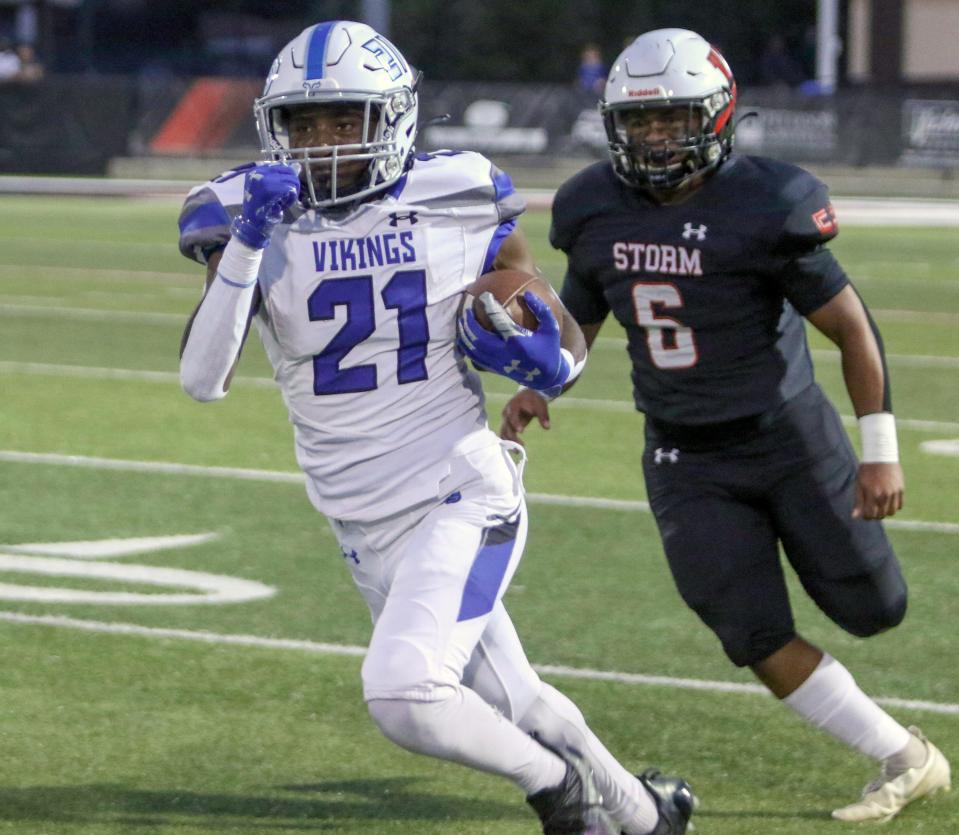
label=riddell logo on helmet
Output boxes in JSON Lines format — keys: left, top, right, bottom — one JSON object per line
{"left": 628, "top": 88, "right": 665, "bottom": 97}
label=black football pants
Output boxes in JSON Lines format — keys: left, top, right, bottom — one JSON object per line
{"left": 642, "top": 383, "right": 907, "bottom": 667}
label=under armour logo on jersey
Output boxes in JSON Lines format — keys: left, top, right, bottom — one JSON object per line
{"left": 389, "top": 211, "right": 418, "bottom": 226}
{"left": 654, "top": 447, "right": 680, "bottom": 464}
{"left": 682, "top": 223, "right": 708, "bottom": 241}
{"left": 341, "top": 547, "right": 360, "bottom": 565}
{"left": 503, "top": 359, "right": 541, "bottom": 382}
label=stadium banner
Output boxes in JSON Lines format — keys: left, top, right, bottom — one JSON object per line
{"left": 900, "top": 99, "right": 959, "bottom": 168}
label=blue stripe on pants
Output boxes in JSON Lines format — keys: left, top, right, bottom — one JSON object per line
{"left": 456, "top": 526, "right": 517, "bottom": 622}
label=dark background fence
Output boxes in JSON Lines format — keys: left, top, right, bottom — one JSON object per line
{"left": 2, "top": 73, "right": 958, "bottom": 176}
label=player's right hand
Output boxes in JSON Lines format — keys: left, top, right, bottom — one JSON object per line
{"left": 457, "top": 292, "right": 570, "bottom": 391}
{"left": 853, "top": 461, "right": 904, "bottom": 520}
{"left": 499, "top": 388, "right": 552, "bottom": 446}
{"left": 231, "top": 163, "right": 300, "bottom": 249}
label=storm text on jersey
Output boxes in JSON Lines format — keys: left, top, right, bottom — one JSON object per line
{"left": 313, "top": 231, "right": 417, "bottom": 272}
{"left": 612, "top": 242, "right": 703, "bottom": 276}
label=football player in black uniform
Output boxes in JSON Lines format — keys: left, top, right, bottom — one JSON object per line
{"left": 495, "top": 29, "right": 951, "bottom": 824}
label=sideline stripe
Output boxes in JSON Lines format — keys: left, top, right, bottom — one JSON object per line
{"left": 2, "top": 611, "right": 956, "bottom": 715}
{"left": 5, "top": 181, "right": 959, "bottom": 226}
{"left": 3, "top": 361, "right": 959, "bottom": 433}
{"left": 2, "top": 449, "right": 958, "bottom": 534}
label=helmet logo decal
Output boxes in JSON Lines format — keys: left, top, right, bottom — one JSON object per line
{"left": 263, "top": 57, "right": 281, "bottom": 96}
{"left": 707, "top": 47, "right": 733, "bottom": 81}
{"left": 362, "top": 36, "right": 406, "bottom": 81}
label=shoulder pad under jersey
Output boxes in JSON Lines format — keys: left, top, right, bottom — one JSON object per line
{"left": 177, "top": 164, "right": 254, "bottom": 265}
{"left": 397, "top": 151, "right": 525, "bottom": 221}
{"left": 550, "top": 161, "right": 619, "bottom": 253}
{"left": 734, "top": 156, "right": 839, "bottom": 255}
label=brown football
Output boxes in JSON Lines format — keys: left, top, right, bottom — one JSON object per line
{"left": 465, "top": 269, "right": 564, "bottom": 334}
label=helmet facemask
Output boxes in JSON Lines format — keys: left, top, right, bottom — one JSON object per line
{"left": 605, "top": 93, "right": 732, "bottom": 192}
{"left": 258, "top": 88, "right": 416, "bottom": 208}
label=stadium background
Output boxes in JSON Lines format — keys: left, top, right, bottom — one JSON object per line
{"left": 1, "top": 2, "right": 957, "bottom": 834}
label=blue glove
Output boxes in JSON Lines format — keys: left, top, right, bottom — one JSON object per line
{"left": 231, "top": 163, "right": 300, "bottom": 249}
{"left": 457, "top": 290, "right": 571, "bottom": 391}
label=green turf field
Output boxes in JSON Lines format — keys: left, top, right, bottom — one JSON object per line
{"left": 0, "top": 194, "right": 956, "bottom": 834}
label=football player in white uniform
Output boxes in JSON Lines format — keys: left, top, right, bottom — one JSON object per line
{"left": 178, "top": 20, "right": 694, "bottom": 835}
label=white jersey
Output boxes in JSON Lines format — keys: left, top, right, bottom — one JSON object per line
{"left": 179, "top": 152, "right": 525, "bottom": 521}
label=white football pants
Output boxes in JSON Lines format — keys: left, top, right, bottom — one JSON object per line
{"left": 328, "top": 431, "right": 658, "bottom": 830}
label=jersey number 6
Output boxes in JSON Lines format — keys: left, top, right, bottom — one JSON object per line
{"left": 631, "top": 283, "right": 698, "bottom": 370}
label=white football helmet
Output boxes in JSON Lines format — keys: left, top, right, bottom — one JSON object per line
{"left": 255, "top": 20, "right": 420, "bottom": 207}
{"left": 600, "top": 29, "right": 737, "bottom": 192}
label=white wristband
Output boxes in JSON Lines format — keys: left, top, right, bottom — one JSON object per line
{"left": 858, "top": 412, "right": 899, "bottom": 463}
{"left": 563, "top": 348, "right": 587, "bottom": 386}
{"left": 217, "top": 237, "right": 264, "bottom": 287}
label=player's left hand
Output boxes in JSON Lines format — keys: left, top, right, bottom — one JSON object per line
{"left": 500, "top": 388, "right": 552, "bottom": 446}
{"left": 853, "top": 462, "right": 905, "bottom": 519}
{"left": 457, "top": 291, "right": 570, "bottom": 391}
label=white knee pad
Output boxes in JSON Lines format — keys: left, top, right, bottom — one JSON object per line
{"left": 362, "top": 635, "right": 440, "bottom": 701}
{"left": 368, "top": 696, "right": 452, "bottom": 753}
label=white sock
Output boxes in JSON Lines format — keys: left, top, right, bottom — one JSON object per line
{"left": 885, "top": 732, "right": 928, "bottom": 776}
{"left": 367, "top": 688, "right": 567, "bottom": 795}
{"left": 783, "top": 654, "right": 911, "bottom": 762}
{"left": 518, "top": 683, "right": 660, "bottom": 834}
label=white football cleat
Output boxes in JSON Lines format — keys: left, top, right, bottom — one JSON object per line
{"left": 832, "top": 727, "right": 951, "bottom": 823}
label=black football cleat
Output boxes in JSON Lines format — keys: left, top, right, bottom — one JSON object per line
{"left": 527, "top": 744, "right": 617, "bottom": 834}
{"left": 636, "top": 769, "right": 697, "bottom": 835}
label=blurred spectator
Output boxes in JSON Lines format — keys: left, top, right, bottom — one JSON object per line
{"left": 0, "top": 37, "right": 43, "bottom": 83}
{"left": 0, "top": 36, "right": 19, "bottom": 80}
{"left": 576, "top": 42, "right": 606, "bottom": 97}
{"left": 14, "top": 42, "right": 43, "bottom": 81}
{"left": 759, "top": 34, "right": 806, "bottom": 88}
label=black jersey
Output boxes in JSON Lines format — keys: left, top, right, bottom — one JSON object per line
{"left": 552, "top": 155, "right": 848, "bottom": 424}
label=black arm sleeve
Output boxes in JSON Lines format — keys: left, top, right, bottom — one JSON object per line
{"left": 854, "top": 284, "right": 893, "bottom": 412}
{"left": 776, "top": 245, "right": 849, "bottom": 316}
{"left": 559, "top": 265, "right": 609, "bottom": 325}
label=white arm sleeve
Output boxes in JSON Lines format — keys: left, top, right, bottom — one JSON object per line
{"left": 179, "top": 239, "right": 263, "bottom": 402}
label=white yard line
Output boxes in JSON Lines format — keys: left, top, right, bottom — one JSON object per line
{"left": 4, "top": 301, "right": 959, "bottom": 331}
{"left": 5, "top": 360, "right": 957, "bottom": 433}
{"left": 0, "top": 304, "right": 184, "bottom": 325}
{"left": 1, "top": 610, "right": 956, "bottom": 715}
{"left": 872, "top": 309, "right": 959, "bottom": 325}
{"left": 0, "top": 360, "right": 279, "bottom": 388}
{"left": 1, "top": 449, "right": 958, "bottom": 534}
{"left": 592, "top": 336, "right": 959, "bottom": 369}
{"left": 0, "top": 264, "right": 196, "bottom": 283}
